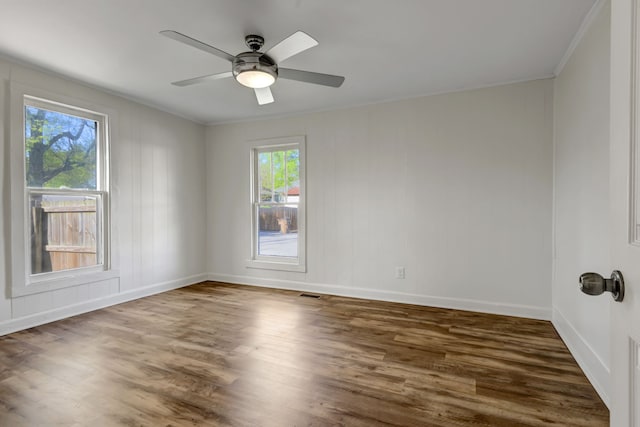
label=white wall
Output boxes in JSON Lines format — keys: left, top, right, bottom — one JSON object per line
{"left": 206, "top": 79, "right": 554, "bottom": 319}
{"left": 0, "top": 57, "right": 207, "bottom": 334}
{"left": 552, "top": 1, "right": 611, "bottom": 405}
{"left": 0, "top": 29, "right": 611, "bottom": 406}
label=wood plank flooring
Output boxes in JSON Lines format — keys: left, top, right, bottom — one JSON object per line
{"left": 0, "top": 282, "right": 608, "bottom": 426}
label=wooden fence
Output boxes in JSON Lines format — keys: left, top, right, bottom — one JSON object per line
{"left": 31, "top": 199, "right": 97, "bottom": 273}
{"left": 259, "top": 206, "right": 298, "bottom": 233}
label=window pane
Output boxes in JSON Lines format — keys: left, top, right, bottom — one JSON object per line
{"left": 259, "top": 151, "right": 286, "bottom": 202}
{"left": 258, "top": 151, "right": 274, "bottom": 201}
{"left": 29, "top": 193, "right": 99, "bottom": 274}
{"left": 285, "top": 149, "right": 300, "bottom": 203}
{"left": 257, "top": 205, "right": 298, "bottom": 257}
{"left": 25, "top": 105, "right": 98, "bottom": 189}
{"left": 257, "top": 149, "right": 301, "bottom": 203}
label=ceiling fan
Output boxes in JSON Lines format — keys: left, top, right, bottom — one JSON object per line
{"left": 160, "top": 30, "right": 345, "bottom": 105}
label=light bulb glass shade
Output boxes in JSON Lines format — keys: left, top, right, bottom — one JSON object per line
{"left": 235, "top": 70, "right": 276, "bottom": 89}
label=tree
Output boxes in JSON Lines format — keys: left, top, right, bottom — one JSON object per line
{"left": 258, "top": 149, "right": 299, "bottom": 201}
{"left": 24, "top": 106, "right": 100, "bottom": 275}
{"left": 25, "top": 106, "right": 97, "bottom": 189}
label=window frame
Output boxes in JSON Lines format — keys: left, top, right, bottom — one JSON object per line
{"left": 10, "top": 84, "right": 116, "bottom": 297}
{"left": 247, "top": 136, "right": 306, "bottom": 272}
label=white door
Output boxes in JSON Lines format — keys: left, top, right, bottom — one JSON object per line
{"left": 610, "top": 0, "right": 640, "bottom": 425}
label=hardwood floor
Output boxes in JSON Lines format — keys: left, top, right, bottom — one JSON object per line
{"left": 0, "top": 282, "right": 608, "bottom": 426}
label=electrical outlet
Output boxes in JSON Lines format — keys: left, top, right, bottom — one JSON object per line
{"left": 395, "top": 266, "right": 405, "bottom": 279}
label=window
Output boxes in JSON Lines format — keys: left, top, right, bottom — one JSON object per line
{"left": 249, "top": 136, "right": 305, "bottom": 271}
{"left": 14, "top": 94, "right": 110, "bottom": 292}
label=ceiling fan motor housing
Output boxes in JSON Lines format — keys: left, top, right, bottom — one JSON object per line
{"left": 232, "top": 52, "right": 278, "bottom": 86}
{"left": 245, "top": 34, "right": 264, "bottom": 51}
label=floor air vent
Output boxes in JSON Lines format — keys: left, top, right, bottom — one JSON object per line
{"left": 300, "top": 293, "right": 321, "bottom": 299}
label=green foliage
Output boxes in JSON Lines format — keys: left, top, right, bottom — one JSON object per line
{"left": 258, "top": 149, "right": 300, "bottom": 202}
{"left": 25, "top": 106, "right": 97, "bottom": 189}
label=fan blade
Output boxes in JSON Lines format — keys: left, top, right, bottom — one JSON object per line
{"left": 279, "top": 68, "right": 345, "bottom": 88}
{"left": 254, "top": 87, "right": 274, "bottom": 105}
{"left": 264, "top": 31, "right": 318, "bottom": 63}
{"left": 160, "top": 30, "right": 235, "bottom": 63}
{"left": 171, "top": 71, "right": 233, "bottom": 87}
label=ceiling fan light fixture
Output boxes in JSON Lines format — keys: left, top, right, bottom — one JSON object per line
{"left": 235, "top": 69, "right": 276, "bottom": 89}
{"left": 232, "top": 52, "right": 278, "bottom": 89}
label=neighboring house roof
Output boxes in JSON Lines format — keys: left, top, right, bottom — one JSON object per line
{"left": 287, "top": 187, "right": 300, "bottom": 196}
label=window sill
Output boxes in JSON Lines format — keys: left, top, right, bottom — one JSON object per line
{"left": 12, "top": 269, "right": 120, "bottom": 298}
{"left": 245, "top": 260, "right": 307, "bottom": 273}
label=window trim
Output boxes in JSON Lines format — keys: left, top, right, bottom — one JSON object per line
{"left": 246, "top": 136, "right": 306, "bottom": 273}
{"left": 10, "top": 83, "right": 116, "bottom": 297}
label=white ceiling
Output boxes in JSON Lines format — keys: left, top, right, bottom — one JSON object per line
{"left": 0, "top": 0, "right": 596, "bottom": 124}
